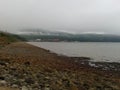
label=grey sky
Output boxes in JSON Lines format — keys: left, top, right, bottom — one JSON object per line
{"left": 0, "top": 0, "right": 120, "bottom": 34}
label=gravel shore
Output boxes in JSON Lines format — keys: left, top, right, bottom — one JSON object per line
{"left": 0, "top": 42, "right": 120, "bottom": 90}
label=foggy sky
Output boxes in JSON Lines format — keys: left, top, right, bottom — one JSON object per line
{"left": 0, "top": 0, "right": 120, "bottom": 34}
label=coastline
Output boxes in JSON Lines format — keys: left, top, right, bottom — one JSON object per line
{"left": 0, "top": 42, "right": 120, "bottom": 90}
{"left": 28, "top": 42, "right": 120, "bottom": 73}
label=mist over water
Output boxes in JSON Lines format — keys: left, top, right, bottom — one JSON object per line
{"left": 28, "top": 42, "right": 120, "bottom": 63}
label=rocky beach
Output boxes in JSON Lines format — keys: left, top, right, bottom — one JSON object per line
{"left": 0, "top": 42, "right": 120, "bottom": 90}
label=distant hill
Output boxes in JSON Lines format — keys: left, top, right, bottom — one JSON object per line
{"left": 0, "top": 31, "right": 26, "bottom": 46}
{"left": 18, "top": 30, "right": 120, "bottom": 42}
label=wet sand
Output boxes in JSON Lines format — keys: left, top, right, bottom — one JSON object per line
{"left": 0, "top": 42, "right": 120, "bottom": 90}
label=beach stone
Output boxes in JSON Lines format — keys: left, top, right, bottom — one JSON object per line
{"left": 24, "top": 62, "right": 30, "bottom": 66}
{"left": 11, "top": 84, "right": 19, "bottom": 88}
{"left": 31, "top": 82, "right": 39, "bottom": 89}
{"left": 96, "top": 86, "right": 102, "bottom": 90}
{"left": 25, "top": 78, "right": 34, "bottom": 84}
{"left": 19, "top": 79, "right": 25, "bottom": 82}
{"left": 0, "top": 61, "right": 7, "bottom": 66}
{"left": 45, "top": 77, "right": 50, "bottom": 80}
{"left": 44, "top": 87, "right": 50, "bottom": 90}
{"left": 70, "top": 85, "right": 79, "bottom": 90}
{"left": 45, "top": 84, "right": 50, "bottom": 87}
{"left": 21, "top": 86, "right": 29, "bottom": 90}
{"left": 104, "top": 86, "right": 113, "bottom": 90}
{"left": 12, "top": 80, "right": 21, "bottom": 86}
{"left": 10, "top": 67, "right": 17, "bottom": 71}
{"left": 0, "top": 76, "right": 5, "bottom": 80}
{"left": 0, "top": 80, "right": 7, "bottom": 86}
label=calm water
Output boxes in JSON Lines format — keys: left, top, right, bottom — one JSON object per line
{"left": 28, "top": 42, "right": 120, "bottom": 63}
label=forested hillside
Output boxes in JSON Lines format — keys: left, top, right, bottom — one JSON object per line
{"left": 20, "top": 33, "right": 120, "bottom": 42}
{"left": 0, "top": 31, "right": 25, "bottom": 46}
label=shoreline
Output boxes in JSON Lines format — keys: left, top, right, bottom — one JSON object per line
{"left": 28, "top": 41, "right": 120, "bottom": 63}
{"left": 28, "top": 42, "right": 120, "bottom": 73}
{"left": 0, "top": 42, "right": 120, "bottom": 90}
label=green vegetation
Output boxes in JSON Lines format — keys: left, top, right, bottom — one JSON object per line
{"left": 0, "top": 31, "right": 26, "bottom": 46}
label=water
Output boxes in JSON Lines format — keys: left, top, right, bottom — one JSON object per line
{"left": 28, "top": 42, "right": 120, "bottom": 63}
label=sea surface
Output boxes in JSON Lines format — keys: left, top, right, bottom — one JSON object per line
{"left": 28, "top": 42, "right": 120, "bottom": 63}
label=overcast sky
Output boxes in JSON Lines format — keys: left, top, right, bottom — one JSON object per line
{"left": 0, "top": 0, "right": 120, "bottom": 34}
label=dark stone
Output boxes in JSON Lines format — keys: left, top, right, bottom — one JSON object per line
{"left": 24, "top": 61, "right": 30, "bottom": 66}
{"left": 96, "top": 86, "right": 102, "bottom": 90}
{"left": 103, "top": 86, "right": 113, "bottom": 90}
{"left": 0, "top": 61, "right": 7, "bottom": 66}
{"left": 25, "top": 78, "right": 34, "bottom": 84}
{"left": 10, "top": 67, "right": 17, "bottom": 71}
{"left": 0, "top": 76, "right": 5, "bottom": 80}
{"left": 83, "top": 83, "right": 89, "bottom": 90}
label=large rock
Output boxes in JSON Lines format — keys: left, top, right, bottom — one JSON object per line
{"left": 0, "top": 80, "right": 7, "bottom": 86}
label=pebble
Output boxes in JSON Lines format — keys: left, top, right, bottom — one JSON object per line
{"left": 0, "top": 80, "right": 7, "bottom": 86}
{"left": 11, "top": 84, "right": 19, "bottom": 88}
{"left": 21, "top": 86, "right": 29, "bottom": 90}
{"left": 44, "top": 87, "right": 50, "bottom": 90}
